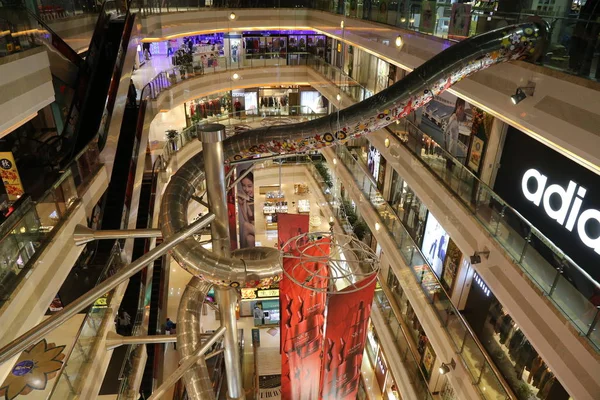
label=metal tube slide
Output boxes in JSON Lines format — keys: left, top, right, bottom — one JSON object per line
{"left": 160, "top": 22, "right": 548, "bottom": 288}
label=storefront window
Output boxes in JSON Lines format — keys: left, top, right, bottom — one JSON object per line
{"left": 464, "top": 273, "right": 570, "bottom": 400}
{"left": 388, "top": 170, "right": 427, "bottom": 241}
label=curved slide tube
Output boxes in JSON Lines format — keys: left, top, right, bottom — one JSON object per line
{"left": 161, "top": 21, "right": 547, "bottom": 288}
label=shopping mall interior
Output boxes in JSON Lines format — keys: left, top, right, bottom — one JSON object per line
{"left": 0, "top": 1, "right": 599, "bottom": 400}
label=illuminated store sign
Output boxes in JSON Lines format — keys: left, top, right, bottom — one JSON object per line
{"left": 522, "top": 168, "right": 600, "bottom": 254}
{"left": 494, "top": 126, "right": 600, "bottom": 282}
{"left": 473, "top": 272, "right": 490, "bottom": 297}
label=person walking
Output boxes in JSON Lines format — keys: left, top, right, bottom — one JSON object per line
{"left": 165, "top": 318, "right": 176, "bottom": 349}
{"left": 117, "top": 309, "right": 132, "bottom": 335}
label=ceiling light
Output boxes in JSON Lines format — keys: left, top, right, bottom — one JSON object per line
{"left": 333, "top": 158, "right": 337, "bottom": 165}
{"left": 384, "top": 137, "right": 390, "bottom": 148}
{"left": 395, "top": 35, "right": 403, "bottom": 48}
{"left": 336, "top": 94, "right": 341, "bottom": 101}
{"left": 400, "top": 17, "right": 406, "bottom": 23}
{"left": 229, "top": 12, "right": 236, "bottom": 20}
{"left": 375, "top": 222, "right": 381, "bottom": 231}
{"left": 232, "top": 72, "right": 240, "bottom": 80}
{"left": 409, "top": 18, "right": 415, "bottom": 24}
{"left": 341, "top": 20, "right": 345, "bottom": 29}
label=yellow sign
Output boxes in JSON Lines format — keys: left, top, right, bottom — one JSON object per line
{"left": 241, "top": 288, "right": 257, "bottom": 300}
{"left": 257, "top": 289, "right": 279, "bottom": 298}
{"left": 0, "top": 152, "right": 24, "bottom": 201}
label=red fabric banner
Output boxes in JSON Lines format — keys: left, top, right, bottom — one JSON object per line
{"left": 277, "top": 213, "right": 310, "bottom": 251}
{"left": 280, "top": 238, "right": 330, "bottom": 400}
{"left": 320, "top": 278, "right": 377, "bottom": 400}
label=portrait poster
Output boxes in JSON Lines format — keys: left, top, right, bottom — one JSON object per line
{"left": 421, "top": 342, "right": 436, "bottom": 379}
{"left": 448, "top": 3, "right": 471, "bottom": 39}
{"left": 420, "top": 1, "right": 436, "bottom": 34}
{"left": 0, "top": 152, "right": 24, "bottom": 201}
{"left": 236, "top": 163, "right": 255, "bottom": 248}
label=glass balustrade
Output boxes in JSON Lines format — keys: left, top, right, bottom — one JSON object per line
{"left": 0, "top": 138, "right": 101, "bottom": 307}
{"left": 386, "top": 118, "right": 600, "bottom": 351}
{"left": 49, "top": 242, "right": 123, "bottom": 399}
{"left": 332, "top": 145, "right": 513, "bottom": 400}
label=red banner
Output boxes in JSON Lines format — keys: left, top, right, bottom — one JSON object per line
{"left": 280, "top": 238, "right": 330, "bottom": 400}
{"left": 320, "top": 278, "right": 377, "bottom": 400}
{"left": 277, "top": 213, "right": 309, "bottom": 251}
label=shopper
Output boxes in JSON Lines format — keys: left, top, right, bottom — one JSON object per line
{"left": 127, "top": 80, "right": 137, "bottom": 107}
{"left": 166, "top": 318, "right": 175, "bottom": 332}
{"left": 117, "top": 309, "right": 132, "bottom": 335}
{"left": 167, "top": 40, "right": 174, "bottom": 57}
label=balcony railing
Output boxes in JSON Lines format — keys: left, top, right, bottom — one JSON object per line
{"left": 0, "top": 139, "right": 101, "bottom": 307}
{"left": 332, "top": 144, "right": 514, "bottom": 400}
{"left": 306, "top": 51, "right": 600, "bottom": 352}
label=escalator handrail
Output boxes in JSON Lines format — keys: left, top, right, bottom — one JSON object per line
{"left": 20, "top": 5, "right": 83, "bottom": 67}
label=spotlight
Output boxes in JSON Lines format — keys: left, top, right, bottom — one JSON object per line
{"left": 336, "top": 94, "right": 341, "bottom": 101}
{"left": 384, "top": 137, "right": 390, "bottom": 148}
{"left": 395, "top": 35, "right": 403, "bottom": 48}
{"left": 439, "top": 359, "right": 456, "bottom": 375}
{"left": 510, "top": 82, "right": 536, "bottom": 105}
{"left": 409, "top": 18, "right": 415, "bottom": 24}
{"left": 400, "top": 17, "right": 406, "bottom": 23}
{"left": 229, "top": 12, "right": 236, "bottom": 20}
{"left": 469, "top": 249, "right": 490, "bottom": 265}
{"left": 333, "top": 158, "right": 337, "bottom": 165}
{"left": 232, "top": 72, "right": 240, "bottom": 80}
{"left": 510, "top": 88, "right": 527, "bottom": 105}
{"left": 375, "top": 222, "right": 381, "bottom": 231}
{"left": 341, "top": 20, "right": 345, "bottom": 29}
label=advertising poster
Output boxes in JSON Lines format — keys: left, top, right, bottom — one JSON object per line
{"left": 320, "top": 278, "right": 377, "bottom": 400}
{"left": 226, "top": 165, "right": 238, "bottom": 251}
{"left": 448, "top": 3, "right": 471, "bottom": 39}
{"left": 468, "top": 136, "right": 485, "bottom": 172}
{"left": 421, "top": 212, "right": 450, "bottom": 278}
{"left": 277, "top": 213, "right": 310, "bottom": 251}
{"left": 420, "top": 1, "right": 437, "bottom": 34}
{"left": 0, "top": 152, "right": 24, "bottom": 201}
{"left": 412, "top": 91, "right": 488, "bottom": 164}
{"left": 442, "top": 238, "right": 462, "bottom": 292}
{"left": 280, "top": 239, "right": 330, "bottom": 400}
{"left": 421, "top": 342, "right": 436, "bottom": 379}
{"left": 236, "top": 163, "right": 255, "bottom": 248}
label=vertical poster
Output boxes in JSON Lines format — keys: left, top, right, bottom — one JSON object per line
{"left": 277, "top": 213, "right": 310, "bottom": 250}
{"left": 320, "top": 278, "right": 377, "bottom": 400}
{"left": 420, "top": 1, "right": 437, "bottom": 34}
{"left": 441, "top": 238, "right": 462, "bottom": 292}
{"left": 467, "top": 107, "right": 493, "bottom": 175}
{"left": 420, "top": 212, "right": 450, "bottom": 278}
{"left": 236, "top": 163, "right": 255, "bottom": 248}
{"left": 0, "top": 152, "right": 24, "bottom": 201}
{"left": 280, "top": 239, "right": 330, "bottom": 400}
{"left": 421, "top": 342, "right": 436, "bottom": 379}
{"left": 226, "top": 166, "right": 238, "bottom": 250}
{"left": 448, "top": 3, "right": 471, "bottom": 39}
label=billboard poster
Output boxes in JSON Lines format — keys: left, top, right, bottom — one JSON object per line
{"left": 236, "top": 163, "right": 255, "bottom": 248}
{"left": 320, "top": 278, "right": 377, "bottom": 400}
{"left": 411, "top": 91, "right": 491, "bottom": 165}
{"left": 277, "top": 213, "right": 310, "bottom": 250}
{"left": 442, "top": 238, "right": 462, "bottom": 292}
{"left": 421, "top": 212, "right": 450, "bottom": 278}
{"left": 0, "top": 152, "right": 24, "bottom": 201}
{"left": 280, "top": 239, "right": 330, "bottom": 400}
{"left": 420, "top": 1, "right": 437, "bottom": 34}
{"left": 448, "top": 3, "right": 471, "bottom": 39}
{"left": 226, "top": 165, "right": 238, "bottom": 250}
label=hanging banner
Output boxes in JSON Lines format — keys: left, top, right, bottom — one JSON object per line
{"left": 236, "top": 163, "right": 255, "bottom": 248}
{"left": 0, "top": 152, "right": 24, "bottom": 201}
{"left": 277, "top": 213, "right": 310, "bottom": 251}
{"left": 320, "top": 278, "right": 377, "bottom": 400}
{"left": 420, "top": 1, "right": 437, "bottom": 34}
{"left": 448, "top": 3, "right": 472, "bottom": 39}
{"left": 280, "top": 238, "right": 330, "bottom": 400}
{"left": 226, "top": 165, "right": 238, "bottom": 250}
